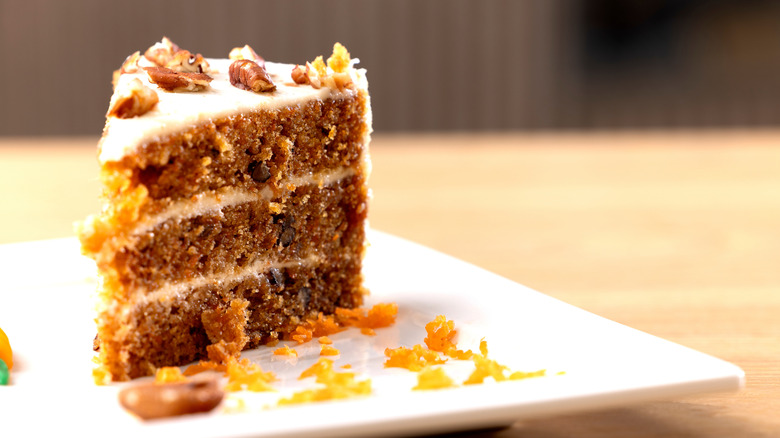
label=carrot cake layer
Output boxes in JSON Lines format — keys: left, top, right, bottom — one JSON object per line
{"left": 79, "top": 39, "right": 371, "bottom": 381}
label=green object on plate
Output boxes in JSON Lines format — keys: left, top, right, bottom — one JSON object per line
{"left": 0, "top": 358, "right": 8, "bottom": 385}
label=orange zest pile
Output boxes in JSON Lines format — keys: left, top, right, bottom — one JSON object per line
{"left": 172, "top": 303, "right": 396, "bottom": 401}
{"left": 413, "top": 367, "right": 455, "bottom": 390}
{"left": 289, "top": 302, "right": 398, "bottom": 344}
{"left": 277, "top": 358, "right": 371, "bottom": 405}
{"left": 223, "top": 356, "right": 276, "bottom": 392}
{"left": 320, "top": 345, "right": 340, "bottom": 356}
{"left": 114, "top": 304, "right": 554, "bottom": 415}
{"left": 424, "top": 315, "right": 474, "bottom": 359}
{"left": 384, "top": 344, "right": 446, "bottom": 372}
{"left": 273, "top": 345, "right": 298, "bottom": 357}
{"left": 336, "top": 302, "right": 398, "bottom": 330}
{"left": 385, "top": 315, "right": 549, "bottom": 391}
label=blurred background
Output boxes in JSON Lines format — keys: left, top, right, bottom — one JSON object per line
{"left": 2, "top": 0, "right": 780, "bottom": 136}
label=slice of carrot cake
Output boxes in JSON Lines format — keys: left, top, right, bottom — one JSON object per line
{"left": 78, "top": 38, "right": 372, "bottom": 381}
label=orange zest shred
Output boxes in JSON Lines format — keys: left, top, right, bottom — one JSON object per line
{"left": 320, "top": 345, "right": 340, "bottom": 356}
{"left": 413, "top": 367, "right": 456, "bottom": 391}
{"left": 154, "top": 366, "right": 188, "bottom": 383}
{"left": 290, "top": 325, "right": 314, "bottom": 344}
{"left": 509, "top": 369, "right": 547, "bottom": 380}
{"left": 479, "top": 338, "right": 488, "bottom": 356}
{"left": 335, "top": 303, "right": 398, "bottom": 330}
{"left": 288, "top": 303, "right": 397, "bottom": 344}
{"left": 183, "top": 360, "right": 226, "bottom": 376}
{"left": 424, "top": 315, "right": 473, "bottom": 359}
{"left": 92, "top": 358, "right": 111, "bottom": 386}
{"left": 278, "top": 358, "right": 371, "bottom": 405}
{"left": 290, "top": 313, "right": 344, "bottom": 344}
{"left": 273, "top": 345, "right": 298, "bottom": 357}
{"left": 384, "top": 344, "right": 446, "bottom": 372}
{"left": 424, "top": 315, "right": 457, "bottom": 353}
{"left": 223, "top": 356, "right": 276, "bottom": 392}
{"left": 464, "top": 354, "right": 509, "bottom": 385}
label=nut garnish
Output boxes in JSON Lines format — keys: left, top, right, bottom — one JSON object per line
{"left": 165, "top": 50, "right": 210, "bottom": 73}
{"left": 229, "top": 44, "right": 264, "bottom": 66}
{"left": 107, "top": 78, "right": 159, "bottom": 118}
{"left": 291, "top": 43, "right": 357, "bottom": 90}
{"left": 112, "top": 51, "right": 143, "bottom": 88}
{"left": 120, "top": 51, "right": 142, "bottom": 74}
{"left": 291, "top": 63, "right": 321, "bottom": 88}
{"left": 118, "top": 375, "right": 224, "bottom": 420}
{"left": 145, "top": 66, "right": 213, "bottom": 92}
{"left": 229, "top": 59, "right": 276, "bottom": 93}
{"left": 144, "top": 36, "right": 180, "bottom": 66}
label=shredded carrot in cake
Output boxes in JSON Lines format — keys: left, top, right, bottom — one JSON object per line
{"left": 273, "top": 345, "right": 298, "bottom": 357}
{"left": 360, "top": 327, "right": 376, "bottom": 336}
{"left": 384, "top": 344, "right": 446, "bottom": 372}
{"left": 154, "top": 366, "right": 188, "bottom": 383}
{"left": 413, "top": 367, "right": 456, "bottom": 391}
{"left": 318, "top": 336, "right": 333, "bottom": 345}
{"left": 320, "top": 345, "right": 340, "bottom": 356}
{"left": 277, "top": 358, "right": 371, "bottom": 405}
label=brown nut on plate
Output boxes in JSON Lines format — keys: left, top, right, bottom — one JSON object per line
{"left": 145, "top": 66, "right": 212, "bottom": 92}
{"left": 107, "top": 78, "right": 159, "bottom": 119}
{"left": 118, "top": 375, "right": 224, "bottom": 420}
{"left": 229, "top": 59, "right": 275, "bottom": 93}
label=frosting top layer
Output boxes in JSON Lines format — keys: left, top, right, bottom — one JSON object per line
{"left": 99, "top": 58, "right": 367, "bottom": 164}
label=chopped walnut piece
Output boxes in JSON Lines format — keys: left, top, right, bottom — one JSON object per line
{"left": 291, "top": 43, "right": 357, "bottom": 90}
{"left": 144, "top": 36, "right": 180, "bottom": 66}
{"left": 229, "top": 44, "right": 265, "bottom": 66}
{"left": 165, "top": 50, "right": 210, "bottom": 73}
{"left": 145, "top": 66, "right": 212, "bottom": 92}
{"left": 112, "top": 51, "right": 142, "bottom": 88}
{"left": 107, "top": 78, "right": 159, "bottom": 118}
{"left": 291, "top": 62, "right": 322, "bottom": 89}
{"left": 120, "top": 51, "right": 142, "bottom": 74}
{"left": 229, "top": 59, "right": 276, "bottom": 93}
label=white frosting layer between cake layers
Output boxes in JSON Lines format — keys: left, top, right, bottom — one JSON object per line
{"left": 115, "top": 254, "right": 324, "bottom": 316}
{"left": 129, "top": 166, "right": 357, "bottom": 237}
{"left": 99, "top": 59, "right": 368, "bottom": 164}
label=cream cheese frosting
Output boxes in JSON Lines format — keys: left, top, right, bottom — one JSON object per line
{"left": 127, "top": 166, "right": 357, "bottom": 238}
{"left": 99, "top": 58, "right": 368, "bottom": 164}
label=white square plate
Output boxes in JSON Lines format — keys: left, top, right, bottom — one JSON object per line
{"left": 0, "top": 230, "right": 743, "bottom": 437}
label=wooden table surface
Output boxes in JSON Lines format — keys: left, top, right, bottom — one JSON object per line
{"left": 1, "top": 132, "right": 778, "bottom": 437}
